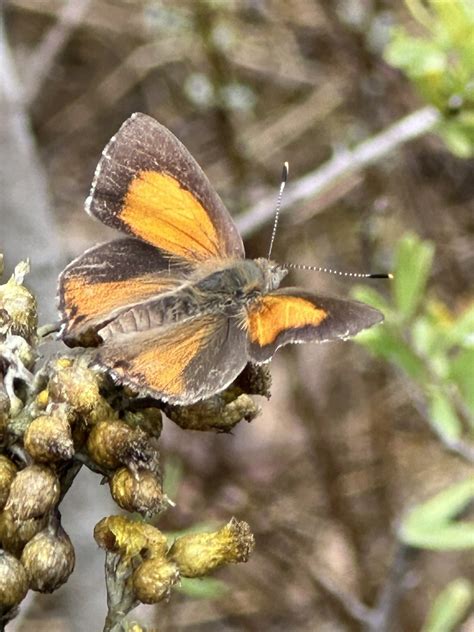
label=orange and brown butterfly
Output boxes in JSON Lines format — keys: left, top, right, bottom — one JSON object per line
{"left": 58, "top": 113, "right": 384, "bottom": 404}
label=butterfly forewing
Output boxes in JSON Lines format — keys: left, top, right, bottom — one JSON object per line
{"left": 86, "top": 113, "right": 244, "bottom": 263}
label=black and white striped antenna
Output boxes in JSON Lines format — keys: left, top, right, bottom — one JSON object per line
{"left": 267, "top": 161, "right": 288, "bottom": 260}
{"left": 281, "top": 262, "right": 392, "bottom": 279}
{"left": 267, "top": 161, "right": 392, "bottom": 279}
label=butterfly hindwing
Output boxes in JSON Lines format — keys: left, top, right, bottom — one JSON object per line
{"left": 58, "top": 237, "right": 193, "bottom": 345}
{"left": 246, "top": 288, "right": 384, "bottom": 363}
{"left": 95, "top": 313, "right": 248, "bottom": 404}
{"left": 86, "top": 113, "right": 245, "bottom": 263}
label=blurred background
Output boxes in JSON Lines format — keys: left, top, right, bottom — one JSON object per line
{"left": 1, "top": 1, "right": 473, "bottom": 631}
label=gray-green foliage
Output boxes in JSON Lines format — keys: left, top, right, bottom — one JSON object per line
{"left": 353, "top": 232, "right": 473, "bottom": 629}
{"left": 385, "top": 0, "right": 474, "bottom": 157}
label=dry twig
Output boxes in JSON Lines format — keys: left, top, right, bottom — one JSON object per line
{"left": 237, "top": 106, "right": 441, "bottom": 237}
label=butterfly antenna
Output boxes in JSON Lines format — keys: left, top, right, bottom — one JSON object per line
{"left": 282, "top": 262, "right": 393, "bottom": 279}
{"left": 268, "top": 161, "right": 289, "bottom": 260}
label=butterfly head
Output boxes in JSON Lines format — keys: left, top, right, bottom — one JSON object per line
{"left": 254, "top": 258, "right": 288, "bottom": 292}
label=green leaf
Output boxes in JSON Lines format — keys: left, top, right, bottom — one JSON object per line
{"left": 177, "top": 576, "right": 228, "bottom": 599}
{"left": 385, "top": 30, "right": 447, "bottom": 77}
{"left": 427, "top": 390, "right": 462, "bottom": 441}
{"left": 400, "top": 479, "right": 474, "bottom": 550}
{"left": 356, "top": 325, "right": 427, "bottom": 381}
{"left": 351, "top": 285, "right": 392, "bottom": 315}
{"left": 439, "top": 120, "right": 474, "bottom": 157}
{"left": 421, "top": 578, "right": 473, "bottom": 632}
{"left": 412, "top": 316, "right": 442, "bottom": 356}
{"left": 393, "top": 234, "right": 434, "bottom": 321}
{"left": 445, "top": 302, "right": 474, "bottom": 347}
{"left": 449, "top": 348, "right": 474, "bottom": 421}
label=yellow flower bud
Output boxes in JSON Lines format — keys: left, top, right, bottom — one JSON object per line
{"left": 110, "top": 468, "right": 167, "bottom": 517}
{"left": 35, "top": 389, "right": 49, "bottom": 409}
{"left": 94, "top": 515, "right": 167, "bottom": 560}
{"left": 24, "top": 414, "right": 74, "bottom": 463}
{"left": 0, "top": 456, "right": 17, "bottom": 509}
{"left": 5, "top": 464, "right": 60, "bottom": 520}
{"left": 0, "top": 550, "right": 28, "bottom": 610}
{"left": 132, "top": 557, "right": 179, "bottom": 604}
{"left": 169, "top": 518, "right": 255, "bottom": 578}
{"left": 21, "top": 526, "right": 75, "bottom": 593}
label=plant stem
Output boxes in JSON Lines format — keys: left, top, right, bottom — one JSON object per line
{"left": 237, "top": 106, "right": 441, "bottom": 238}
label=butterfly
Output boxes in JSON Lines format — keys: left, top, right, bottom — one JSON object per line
{"left": 58, "top": 113, "right": 384, "bottom": 405}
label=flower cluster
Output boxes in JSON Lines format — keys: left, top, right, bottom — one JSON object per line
{"left": 0, "top": 257, "right": 261, "bottom": 629}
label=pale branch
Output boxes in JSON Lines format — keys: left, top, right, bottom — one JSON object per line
{"left": 236, "top": 106, "right": 441, "bottom": 238}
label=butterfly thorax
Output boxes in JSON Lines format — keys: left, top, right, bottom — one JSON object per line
{"left": 99, "top": 258, "right": 287, "bottom": 339}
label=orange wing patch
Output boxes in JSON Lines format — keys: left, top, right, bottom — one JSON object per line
{"left": 62, "top": 275, "right": 177, "bottom": 336}
{"left": 247, "top": 295, "right": 328, "bottom": 347}
{"left": 121, "top": 171, "right": 221, "bottom": 261}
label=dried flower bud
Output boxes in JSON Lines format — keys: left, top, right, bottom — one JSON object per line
{"left": 24, "top": 413, "right": 74, "bottom": 463}
{"left": 0, "top": 509, "right": 48, "bottom": 557}
{"left": 132, "top": 557, "right": 179, "bottom": 604}
{"left": 0, "top": 386, "right": 9, "bottom": 445}
{"left": 235, "top": 363, "right": 272, "bottom": 397}
{"left": 86, "top": 420, "right": 125, "bottom": 470}
{"left": 163, "top": 392, "right": 260, "bottom": 432}
{"left": 94, "top": 515, "right": 167, "bottom": 560}
{"left": 169, "top": 518, "right": 255, "bottom": 578}
{"left": 0, "top": 261, "right": 37, "bottom": 341}
{"left": 110, "top": 468, "right": 167, "bottom": 517}
{"left": 0, "top": 550, "right": 28, "bottom": 610}
{"left": 5, "top": 465, "right": 60, "bottom": 520}
{"left": 87, "top": 420, "right": 157, "bottom": 471}
{"left": 8, "top": 336, "right": 36, "bottom": 372}
{"left": 0, "top": 456, "right": 17, "bottom": 509}
{"left": 21, "top": 526, "right": 75, "bottom": 593}
{"left": 123, "top": 408, "right": 163, "bottom": 439}
{"left": 48, "top": 358, "right": 112, "bottom": 422}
